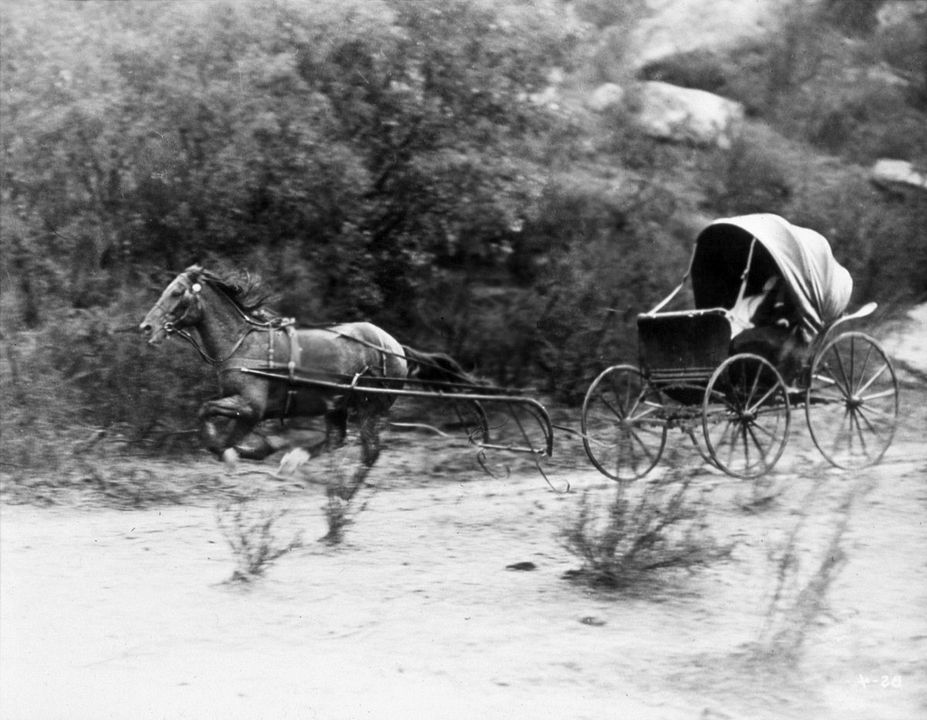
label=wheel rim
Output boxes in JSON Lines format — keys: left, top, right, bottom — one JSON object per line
{"left": 582, "top": 365, "right": 667, "bottom": 481}
{"left": 702, "top": 354, "right": 790, "bottom": 478}
{"left": 806, "top": 332, "right": 898, "bottom": 469}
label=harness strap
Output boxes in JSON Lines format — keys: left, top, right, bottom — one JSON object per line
{"left": 282, "top": 322, "right": 300, "bottom": 420}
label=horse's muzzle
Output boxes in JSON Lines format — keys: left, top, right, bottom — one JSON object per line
{"left": 139, "top": 321, "right": 166, "bottom": 346}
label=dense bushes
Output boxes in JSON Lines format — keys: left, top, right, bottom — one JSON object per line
{"left": 2, "top": 0, "right": 926, "bottom": 463}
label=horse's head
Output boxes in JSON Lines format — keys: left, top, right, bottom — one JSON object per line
{"left": 139, "top": 265, "right": 206, "bottom": 345}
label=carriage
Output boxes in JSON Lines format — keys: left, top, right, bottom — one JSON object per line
{"left": 140, "top": 213, "right": 899, "bottom": 490}
{"left": 580, "top": 213, "right": 900, "bottom": 480}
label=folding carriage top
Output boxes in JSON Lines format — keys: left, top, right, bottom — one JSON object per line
{"left": 635, "top": 213, "right": 854, "bottom": 401}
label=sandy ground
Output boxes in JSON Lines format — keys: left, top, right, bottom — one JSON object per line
{"left": 1, "top": 309, "right": 925, "bottom": 720}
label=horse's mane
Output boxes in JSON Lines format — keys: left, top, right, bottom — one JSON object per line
{"left": 185, "top": 264, "right": 279, "bottom": 321}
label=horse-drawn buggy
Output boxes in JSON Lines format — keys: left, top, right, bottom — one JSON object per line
{"left": 581, "top": 213, "right": 899, "bottom": 480}
{"left": 140, "top": 213, "right": 898, "bottom": 489}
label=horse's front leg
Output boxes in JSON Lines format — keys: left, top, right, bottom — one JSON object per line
{"left": 198, "top": 395, "right": 260, "bottom": 463}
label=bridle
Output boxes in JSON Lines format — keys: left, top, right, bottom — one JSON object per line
{"left": 156, "top": 273, "right": 272, "bottom": 367}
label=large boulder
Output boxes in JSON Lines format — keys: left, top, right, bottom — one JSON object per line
{"left": 624, "top": 0, "right": 787, "bottom": 71}
{"left": 634, "top": 81, "right": 744, "bottom": 147}
{"left": 877, "top": 1, "right": 927, "bottom": 28}
{"left": 870, "top": 159, "right": 927, "bottom": 193}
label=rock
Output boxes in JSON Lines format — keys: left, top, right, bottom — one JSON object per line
{"left": 871, "top": 159, "right": 927, "bottom": 193}
{"left": 587, "top": 82, "right": 625, "bottom": 112}
{"left": 505, "top": 561, "right": 537, "bottom": 571}
{"left": 877, "top": 1, "right": 927, "bottom": 29}
{"left": 634, "top": 81, "right": 744, "bottom": 148}
{"left": 625, "top": 0, "right": 785, "bottom": 71}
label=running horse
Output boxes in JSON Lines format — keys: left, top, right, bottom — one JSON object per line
{"left": 139, "top": 265, "right": 470, "bottom": 498}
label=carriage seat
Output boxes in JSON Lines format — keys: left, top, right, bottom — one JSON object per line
{"left": 637, "top": 309, "right": 731, "bottom": 402}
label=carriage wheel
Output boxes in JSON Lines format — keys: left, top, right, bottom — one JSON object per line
{"left": 702, "top": 354, "right": 790, "bottom": 479}
{"left": 805, "top": 331, "right": 898, "bottom": 469}
{"left": 581, "top": 365, "right": 667, "bottom": 481}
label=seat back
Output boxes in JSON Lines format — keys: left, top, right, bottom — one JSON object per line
{"left": 637, "top": 309, "right": 731, "bottom": 404}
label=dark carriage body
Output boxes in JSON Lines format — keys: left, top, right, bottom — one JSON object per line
{"left": 637, "top": 309, "right": 731, "bottom": 405}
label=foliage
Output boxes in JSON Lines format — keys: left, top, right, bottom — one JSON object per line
{"left": 216, "top": 497, "right": 303, "bottom": 582}
{"left": 562, "top": 463, "right": 731, "bottom": 590}
{"left": 1, "top": 0, "right": 575, "bottom": 324}
{"left": 704, "top": 128, "right": 793, "bottom": 215}
{"left": 2, "top": 0, "right": 926, "bottom": 466}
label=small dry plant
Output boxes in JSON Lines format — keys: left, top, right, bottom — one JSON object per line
{"left": 754, "top": 474, "right": 873, "bottom": 664}
{"left": 216, "top": 496, "right": 303, "bottom": 583}
{"left": 320, "top": 444, "right": 379, "bottom": 545}
{"left": 562, "top": 464, "right": 731, "bottom": 590}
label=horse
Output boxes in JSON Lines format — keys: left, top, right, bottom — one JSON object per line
{"left": 139, "top": 265, "right": 473, "bottom": 499}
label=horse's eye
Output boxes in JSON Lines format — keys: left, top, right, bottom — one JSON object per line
{"left": 171, "top": 289, "right": 183, "bottom": 298}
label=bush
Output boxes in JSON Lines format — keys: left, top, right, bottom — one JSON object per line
{"left": 0, "top": 302, "right": 213, "bottom": 468}
{"left": 217, "top": 496, "right": 303, "bottom": 582}
{"left": 562, "top": 463, "right": 731, "bottom": 590}
{"left": 703, "top": 129, "right": 793, "bottom": 215}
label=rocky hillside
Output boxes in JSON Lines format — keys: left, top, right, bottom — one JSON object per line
{"left": 546, "top": 0, "right": 927, "bottom": 193}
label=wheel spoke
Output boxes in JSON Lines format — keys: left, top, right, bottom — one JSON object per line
{"left": 856, "top": 363, "right": 891, "bottom": 396}
{"left": 724, "top": 423, "right": 739, "bottom": 467}
{"left": 748, "top": 383, "right": 781, "bottom": 414}
{"left": 831, "top": 347, "right": 852, "bottom": 395}
{"left": 854, "top": 405, "right": 886, "bottom": 438}
{"left": 598, "top": 393, "right": 625, "bottom": 421}
{"left": 629, "top": 428, "right": 659, "bottom": 462}
{"left": 812, "top": 388, "right": 850, "bottom": 405}
{"left": 851, "top": 410, "right": 870, "bottom": 458}
{"left": 741, "top": 423, "right": 752, "bottom": 468}
{"left": 749, "top": 417, "right": 779, "bottom": 440}
{"left": 746, "top": 423, "right": 771, "bottom": 468}
{"left": 854, "top": 342, "right": 875, "bottom": 395}
{"left": 828, "top": 407, "right": 853, "bottom": 455}
{"left": 748, "top": 363, "right": 763, "bottom": 404}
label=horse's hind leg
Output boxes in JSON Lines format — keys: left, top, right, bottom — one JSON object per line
{"left": 324, "top": 406, "right": 348, "bottom": 452}
{"left": 332, "top": 411, "right": 382, "bottom": 502}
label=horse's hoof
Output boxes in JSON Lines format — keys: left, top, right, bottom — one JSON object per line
{"left": 277, "top": 448, "right": 310, "bottom": 476}
{"left": 222, "top": 447, "right": 240, "bottom": 469}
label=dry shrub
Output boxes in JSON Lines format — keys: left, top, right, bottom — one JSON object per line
{"left": 562, "top": 462, "right": 731, "bottom": 590}
{"left": 754, "top": 475, "right": 873, "bottom": 664}
{"left": 216, "top": 497, "right": 303, "bottom": 583}
{"left": 275, "top": 444, "right": 372, "bottom": 546}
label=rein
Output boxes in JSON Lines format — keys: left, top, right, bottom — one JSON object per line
{"left": 166, "top": 323, "right": 259, "bottom": 366}
{"left": 160, "top": 278, "right": 287, "bottom": 367}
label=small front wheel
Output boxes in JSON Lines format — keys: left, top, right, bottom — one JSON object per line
{"left": 702, "top": 354, "right": 790, "bottom": 478}
{"left": 806, "top": 331, "right": 898, "bottom": 469}
{"left": 581, "top": 365, "right": 667, "bottom": 481}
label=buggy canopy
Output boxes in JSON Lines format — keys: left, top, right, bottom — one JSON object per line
{"left": 690, "top": 214, "right": 853, "bottom": 335}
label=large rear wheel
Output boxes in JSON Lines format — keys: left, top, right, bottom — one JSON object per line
{"left": 806, "top": 331, "right": 898, "bottom": 469}
{"left": 702, "top": 354, "right": 790, "bottom": 478}
{"left": 582, "top": 365, "right": 667, "bottom": 481}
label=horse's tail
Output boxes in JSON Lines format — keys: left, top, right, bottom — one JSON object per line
{"left": 401, "top": 345, "right": 478, "bottom": 387}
